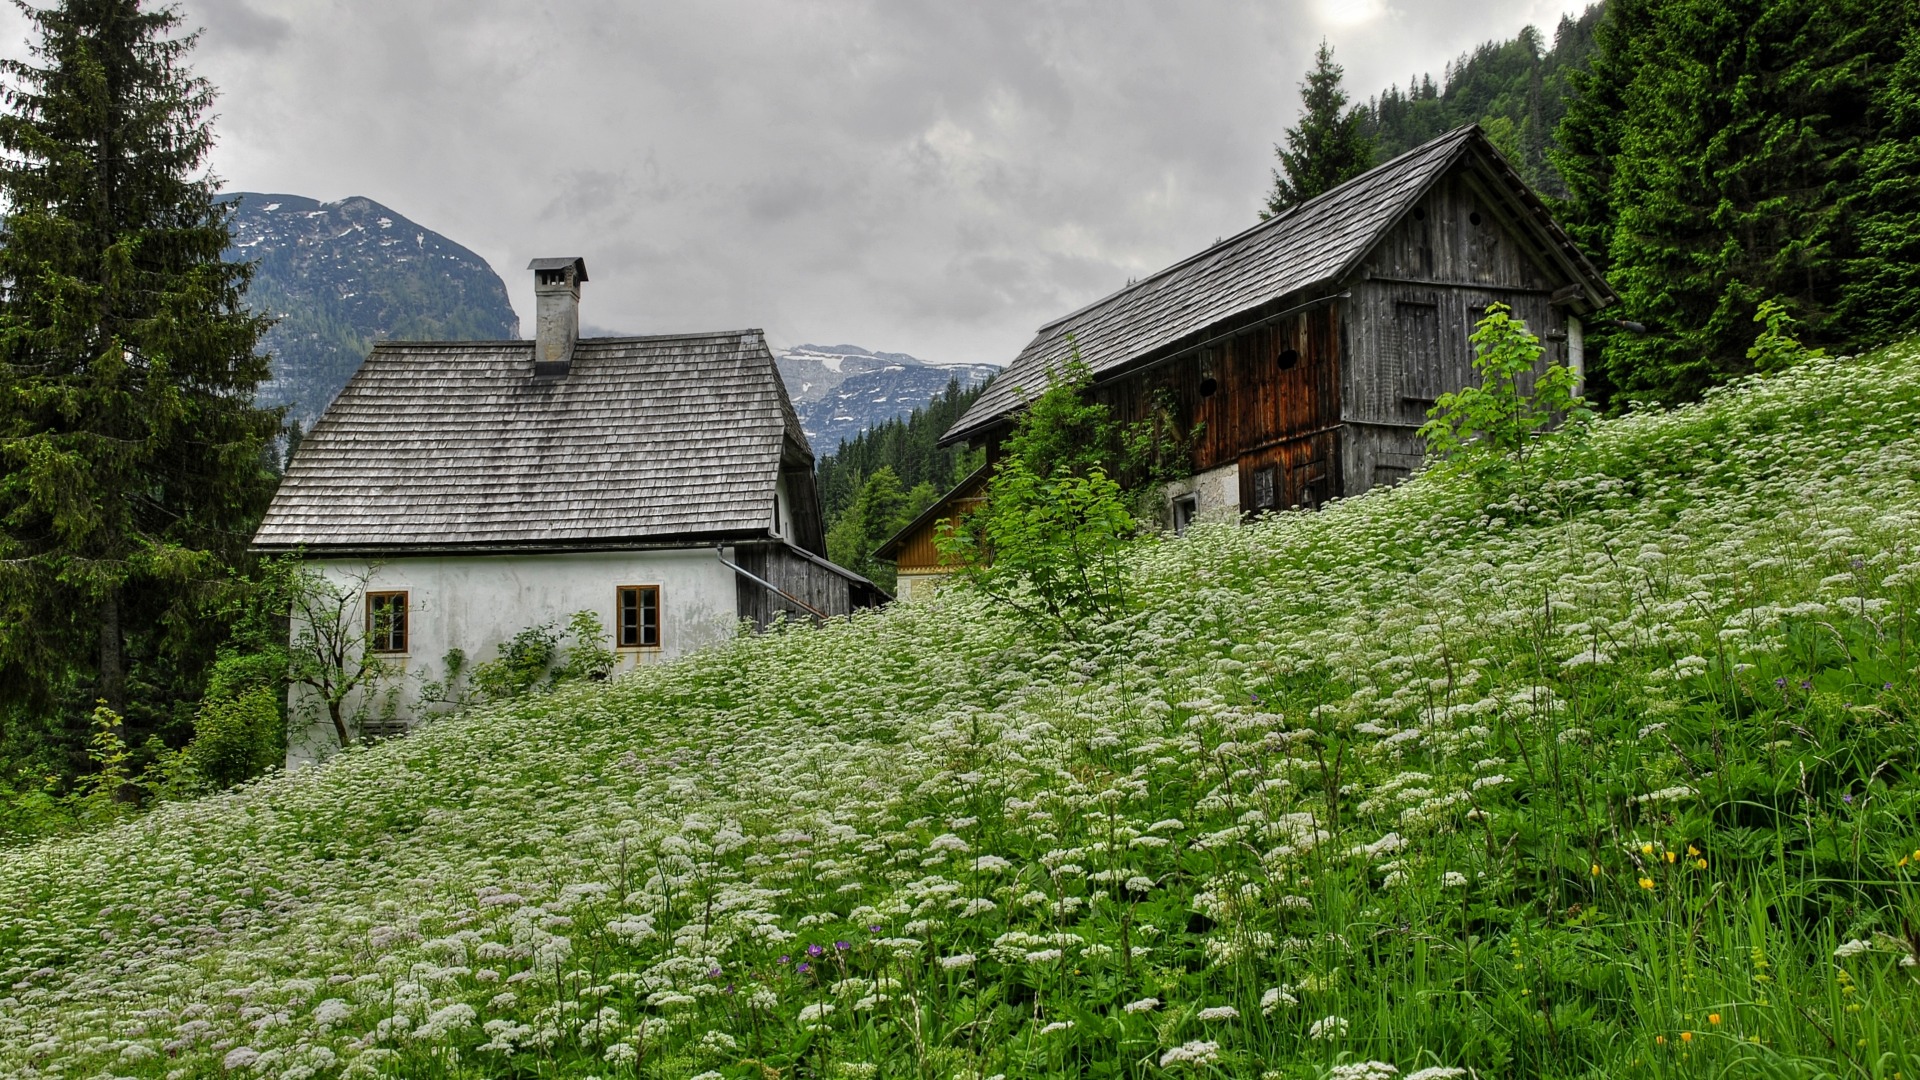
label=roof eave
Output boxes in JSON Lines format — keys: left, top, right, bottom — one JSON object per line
{"left": 251, "top": 528, "right": 775, "bottom": 559}
{"left": 874, "top": 463, "right": 991, "bottom": 559}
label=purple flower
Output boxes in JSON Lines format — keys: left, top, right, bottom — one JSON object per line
{"left": 868, "top": 925, "right": 882, "bottom": 933}
{"left": 1842, "top": 793, "right": 1854, "bottom": 804}
{"left": 708, "top": 967, "right": 723, "bottom": 978}
{"left": 796, "top": 962, "right": 811, "bottom": 973}
{"left": 807, "top": 944, "right": 824, "bottom": 958}
{"left": 1775, "top": 677, "right": 1789, "bottom": 688}
{"left": 725, "top": 983, "right": 735, "bottom": 994}
{"left": 777, "top": 955, "right": 790, "bottom": 965}
{"left": 835, "top": 940, "right": 851, "bottom": 951}
{"left": 1800, "top": 680, "right": 1812, "bottom": 691}
{"left": 1885, "top": 682, "right": 1895, "bottom": 692}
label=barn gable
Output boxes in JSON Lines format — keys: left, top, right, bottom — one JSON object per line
{"left": 944, "top": 125, "right": 1611, "bottom": 449}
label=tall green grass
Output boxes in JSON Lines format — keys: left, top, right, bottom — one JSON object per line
{"left": 2, "top": 344, "right": 1917, "bottom": 1079}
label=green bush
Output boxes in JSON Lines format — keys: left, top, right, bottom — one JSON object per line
{"left": 184, "top": 687, "right": 282, "bottom": 790}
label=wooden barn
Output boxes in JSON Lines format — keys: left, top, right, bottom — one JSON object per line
{"left": 882, "top": 125, "right": 1614, "bottom": 585}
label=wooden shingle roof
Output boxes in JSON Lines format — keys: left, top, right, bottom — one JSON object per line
{"left": 254, "top": 330, "right": 807, "bottom": 553}
{"left": 944, "top": 125, "right": 1611, "bottom": 445}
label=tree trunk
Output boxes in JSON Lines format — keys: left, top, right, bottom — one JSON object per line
{"left": 327, "top": 697, "right": 351, "bottom": 748}
{"left": 98, "top": 588, "right": 126, "bottom": 716}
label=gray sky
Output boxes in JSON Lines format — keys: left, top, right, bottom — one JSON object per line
{"left": 4, "top": 0, "right": 1592, "bottom": 366}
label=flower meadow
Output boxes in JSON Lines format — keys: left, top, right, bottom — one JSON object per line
{"left": 5, "top": 344, "right": 1920, "bottom": 1080}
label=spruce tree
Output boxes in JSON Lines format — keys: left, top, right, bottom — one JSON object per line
{"left": 1555, "top": 0, "right": 1917, "bottom": 403}
{"left": 0, "top": 0, "right": 279, "bottom": 765}
{"left": 1264, "top": 40, "right": 1374, "bottom": 218}
{"left": 1836, "top": 27, "right": 1920, "bottom": 344}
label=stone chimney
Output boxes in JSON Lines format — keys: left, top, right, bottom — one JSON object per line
{"left": 527, "top": 256, "right": 588, "bottom": 377}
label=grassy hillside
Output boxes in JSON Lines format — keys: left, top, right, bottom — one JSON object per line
{"left": 3, "top": 343, "right": 1919, "bottom": 1079}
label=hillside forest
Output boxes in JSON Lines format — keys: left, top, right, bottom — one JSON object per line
{"left": 1, "top": 3, "right": 1919, "bottom": 1074}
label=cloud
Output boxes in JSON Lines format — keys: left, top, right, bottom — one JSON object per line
{"left": 51, "top": 0, "right": 1596, "bottom": 366}
{"left": 189, "top": 0, "right": 290, "bottom": 52}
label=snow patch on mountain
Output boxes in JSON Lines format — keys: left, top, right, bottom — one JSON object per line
{"left": 775, "top": 343, "right": 998, "bottom": 453}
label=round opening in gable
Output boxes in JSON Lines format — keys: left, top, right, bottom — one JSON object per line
{"left": 1470, "top": 210, "right": 1483, "bottom": 226}
{"left": 1198, "top": 377, "right": 1219, "bottom": 398}
{"left": 1412, "top": 207, "right": 1427, "bottom": 221}
{"left": 1277, "top": 348, "right": 1300, "bottom": 370}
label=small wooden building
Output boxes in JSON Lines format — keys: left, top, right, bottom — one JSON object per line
{"left": 885, "top": 125, "right": 1613, "bottom": 578}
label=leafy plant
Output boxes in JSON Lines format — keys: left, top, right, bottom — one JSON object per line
{"left": 1418, "top": 302, "right": 1587, "bottom": 495}
{"left": 471, "top": 623, "right": 561, "bottom": 701}
{"left": 184, "top": 687, "right": 281, "bottom": 790}
{"left": 1748, "top": 298, "right": 1827, "bottom": 374}
{"left": 556, "top": 611, "right": 616, "bottom": 684}
{"left": 941, "top": 357, "right": 1139, "bottom": 638}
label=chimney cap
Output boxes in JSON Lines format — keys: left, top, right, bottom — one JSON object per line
{"left": 527, "top": 256, "right": 588, "bottom": 283}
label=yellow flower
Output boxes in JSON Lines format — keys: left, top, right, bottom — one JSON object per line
{"left": 1681, "top": 1031, "right": 1693, "bottom": 1043}
{"left": 1687, "top": 845, "right": 1700, "bottom": 856}
{"left": 1665, "top": 850, "right": 1677, "bottom": 863}
{"left": 1655, "top": 1035, "right": 1667, "bottom": 1046}
{"left": 1708, "top": 1014, "right": 1721, "bottom": 1025}
{"left": 1641, "top": 843, "right": 1655, "bottom": 855}
{"left": 1696, "top": 858, "right": 1708, "bottom": 870}
{"left": 1639, "top": 877, "right": 1656, "bottom": 890}
{"left": 1591, "top": 864, "right": 1602, "bottom": 876}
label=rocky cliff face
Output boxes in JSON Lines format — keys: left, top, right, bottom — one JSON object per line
{"left": 776, "top": 344, "right": 999, "bottom": 454}
{"left": 223, "top": 193, "right": 520, "bottom": 426}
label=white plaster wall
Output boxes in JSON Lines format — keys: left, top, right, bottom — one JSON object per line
{"left": 287, "top": 546, "right": 741, "bottom": 766}
{"left": 1162, "top": 462, "right": 1242, "bottom": 528}
{"left": 1568, "top": 315, "right": 1586, "bottom": 398}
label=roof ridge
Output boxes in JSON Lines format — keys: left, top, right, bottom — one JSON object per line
{"left": 368, "top": 329, "right": 767, "bottom": 350}
{"left": 1032, "top": 125, "right": 1480, "bottom": 335}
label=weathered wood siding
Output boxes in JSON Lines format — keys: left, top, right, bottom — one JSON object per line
{"left": 1090, "top": 303, "right": 1343, "bottom": 511}
{"left": 734, "top": 542, "right": 859, "bottom": 627}
{"left": 1341, "top": 170, "right": 1574, "bottom": 494}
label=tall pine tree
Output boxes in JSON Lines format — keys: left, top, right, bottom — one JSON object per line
{"left": 1555, "top": 0, "right": 1918, "bottom": 403}
{"left": 0, "top": 0, "right": 279, "bottom": 772}
{"left": 1836, "top": 27, "right": 1920, "bottom": 345}
{"left": 1264, "top": 40, "right": 1374, "bottom": 218}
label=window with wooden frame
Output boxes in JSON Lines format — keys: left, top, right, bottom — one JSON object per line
{"left": 366, "top": 591, "right": 409, "bottom": 654}
{"left": 1252, "top": 466, "right": 1278, "bottom": 511}
{"left": 617, "top": 585, "right": 661, "bottom": 649}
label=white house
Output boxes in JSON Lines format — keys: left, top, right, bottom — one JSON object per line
{"left": 253, "top": 257, "right": 884, "bottom": 765}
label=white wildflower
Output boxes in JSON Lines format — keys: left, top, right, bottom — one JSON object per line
{"left": 1196, "top": 1005, "right": 1239, "bottom": 1021}
{"left": 1405, "top": 1068, "right": 1467, "bottom": 1080}
{"left": 1632, "top": 785, "right": 1696, "bottom": 804}
{"left": 1308, "top": 1015, "right": 1349, "bottom": 1040}
{"left": 1260, "top": 987, "right": 1297, "bottom": 1014}
{"left": 1329, "top": 1063, "right": 1398, "bottom": 1080}
{"left": 1038, "top": 1020, "right": 1073, "bottom": 1034}
{"left": 1159, "top": 1040, "right": 1221, "bottom": 1067}
{"left": 1834, "top": 938, "right": 1874, "bottom": 959}
{"left": 1123, "top": 997, "right": 1159, "bottom": 1014}
{"left": 938, "top": 952, "right": 977, "bottom": 969}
